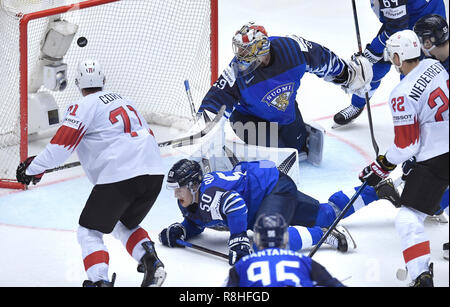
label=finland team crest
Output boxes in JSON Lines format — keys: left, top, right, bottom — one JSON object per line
{"left": 261, "top": 83, "right": 294, "bottom": 111}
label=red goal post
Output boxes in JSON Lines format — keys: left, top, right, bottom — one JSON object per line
{"left": 0, "top": 0, "right": 218, "bottom": 189}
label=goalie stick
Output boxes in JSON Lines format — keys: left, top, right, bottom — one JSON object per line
{"left": 223, "top": 144, "right": 297, "bottom": 177}
{"left": 44, "top": 105, "right": 226, "bottom": 174}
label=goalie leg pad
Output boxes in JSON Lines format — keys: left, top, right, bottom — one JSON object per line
{"left": 305, "top": 122, "right": 325, "bottom": 166}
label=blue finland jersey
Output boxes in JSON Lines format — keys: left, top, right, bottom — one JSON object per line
{"left": 226, "top": 248, "right": 344, "bottom": 287}
{"left": 178, "top": 161, "right": 279, "bottom": 238}
{"left": 199, "top": 36, "right": 346, "bottom": 125}
{"left": 369, "top": 0, "right": 447, "bottom": 54}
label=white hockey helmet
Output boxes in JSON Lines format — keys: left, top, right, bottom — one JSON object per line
{"left": 75, "top": 59, "right": 105, "bottom": 90}
{"left": 383, "top": 30, "right": 421, "bottom": 70}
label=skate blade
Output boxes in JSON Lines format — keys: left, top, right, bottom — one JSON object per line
{"left": 336, "top": 226, "right": 357, "bottom": 249}
{"left": 148, "top": 268, "right": 167, "bottom": 287}
{"left": 425, "top": 214, "right": 448, "bottom": 224}
{"left": 331, "top": 122, "right": 355, "bottom": 129}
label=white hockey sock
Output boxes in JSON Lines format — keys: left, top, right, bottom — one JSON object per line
{"left": 112, "top": 221, "right": 151, "bottom": 262}
{"left": 77, "top": 226, "right": 109, "bottom": 283}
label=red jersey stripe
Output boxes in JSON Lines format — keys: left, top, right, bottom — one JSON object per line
{"left": 50, "top": 125, "right": 86, "bottom": 151}
{"left": 394, "top": 117, "right": 420, "bottom": 149}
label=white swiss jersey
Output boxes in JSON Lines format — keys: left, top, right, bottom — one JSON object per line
{"left": 27, "top": 91, "right": 164, "bottom": 184}
{"left": 385, "top": 59, "right": 449, "bottom": 165}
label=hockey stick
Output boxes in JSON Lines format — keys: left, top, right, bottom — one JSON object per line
{"left": 184, "top": 80, "right": 197, "bottom": 121}
{"left": 308, "top": 181, "right": 368, "bottom": 258}
{"left": 45, "top": 161, "right": 83, "bottom": 174}
{"left": 176, "top": 239, "right": 228, "bottom": 260}
{"left": 44, "top": 105, "right": 226, "bottom": 173}
{"left": 277, "top": 151, "right": 297, "bottom": 175}
{"left": 223, "top": 145, "right": 240, "bottom": 167}
{"left": 351, "top": 0, "right": 380, "bottom": 156}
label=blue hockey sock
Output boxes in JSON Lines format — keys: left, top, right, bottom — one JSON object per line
{"left": 315, "top": 186, "right": 379, "bottom": 228}
{"left": 288, "top": 226, "right": 323, "bottom": 251}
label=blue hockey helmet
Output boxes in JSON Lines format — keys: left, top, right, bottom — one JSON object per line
{"left": 167, "top": 159, "right": 203, "bottom": 190}
{"left": 414, "top": 14, "right": 449, "bottom": 53}
{"left": 253, "top": 213, "right": 289, "bottom": 250}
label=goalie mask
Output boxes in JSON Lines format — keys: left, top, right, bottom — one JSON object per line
{"left": 383, "top": 30, "right": 421, "bottom": 72}
{"left": 232, "top": 22, "right": 270, "bottom": 77}
{"left": 253, "top": 213, "right": 289, "bottom": 250}
{"left": 75, "top": 59, "right": 105, "bottom": 90}
{"left": 414, "top": 14, "right": 449, "bottom": 56}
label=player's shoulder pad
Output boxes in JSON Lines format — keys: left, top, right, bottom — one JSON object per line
{"left": 286, "top": 34, "right": 312, "bottom": 52}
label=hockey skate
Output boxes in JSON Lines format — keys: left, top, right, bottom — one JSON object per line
{"left": 332, "top": 104, "right": 364, "bottom": 128}
{"left": 82, "top": 273, "right": 116, "bottom": 287}
{"left": 323, "top": 225, "right": 357, "bottom": 252}
{"left": 410, "top": 263, "right": 434, "bottom": 287}
{"left": 375, "top": 178, "right": 401, "bottom": 208}
{"left": 138, "top": 241, "right": 166, "bottom": 287}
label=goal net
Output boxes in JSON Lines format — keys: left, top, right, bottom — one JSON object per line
{"left": 0, "top": 0, "right": 218, "bottom": 189}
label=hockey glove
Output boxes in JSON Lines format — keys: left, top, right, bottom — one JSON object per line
{"left": 359, "top": 155, "right": 396, "bottom": 187}
{"left": 228, "top": 231, "right": 252, "bottom": 265}
{"left": 158, "top": 223, "right": 186, "bottom": 248}
{"left": 363, "top": 44, "right": 384, "bottom": 64}
{"left": 401, "top": 156, "right": 416, "bottom": 181}
{"left": 340, "top": 54, "right": 373, "bottom": 96}
{"left": 16, "top": 156, "right": 44, "bottom": 185}
{"left": 375, "top": 178, "right": 402, "bottom": 208}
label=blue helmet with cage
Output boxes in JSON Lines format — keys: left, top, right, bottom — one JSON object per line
{"left": 253, "top": 213, "right": 289, "bottom": 250}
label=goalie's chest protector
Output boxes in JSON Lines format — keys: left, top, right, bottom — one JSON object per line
{"left": 235, "top": 37, "right": 306, "bottom": 125}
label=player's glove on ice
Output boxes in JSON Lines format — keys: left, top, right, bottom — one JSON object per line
{"left": 228, "top": 231, "right": 252, "bottom": 265}
{"left": 159, "top": 222, "right": 186, "bottom": 248}
{"left": 359, "top": 155, "right": 396, "bottom": 186}
{"left": 16, "top": 156, "right": 44, "bottom": 185}
{"left": 401, "top": 156, "right": 416, "bottom": 181}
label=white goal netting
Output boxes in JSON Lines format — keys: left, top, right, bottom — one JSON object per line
{"left": 0, "top": 0, "right": 217, "bottom": 186}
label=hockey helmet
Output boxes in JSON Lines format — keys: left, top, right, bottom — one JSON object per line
{"left": 75, "top": 59, "right": 105, "bottom": 90}
{"left": 384, "top": 30, "right": 421, "bottom": 71}
{"left": 232, "top": 22, "right": 270, "bottom": 76}
{"left": 166, "top": 159, "right": 203, "bottom": 190}
{"left": 253, "top": 213, "right": 289, "bottom": 250}
{"left": 414, "top": 14, "right": 449, "bottom": 54}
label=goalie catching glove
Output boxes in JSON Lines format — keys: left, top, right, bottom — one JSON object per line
{"left": 16, "top": 156, "right": 44, "bottom": 185}
{"left": 228, "top": 231, "right": 252, "bottom": 265}
{"left": 334, "top": 54, "right": 373, "bottom": 97}
{"left": 359, "top": 155, "right": 396, "bottom": 187}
